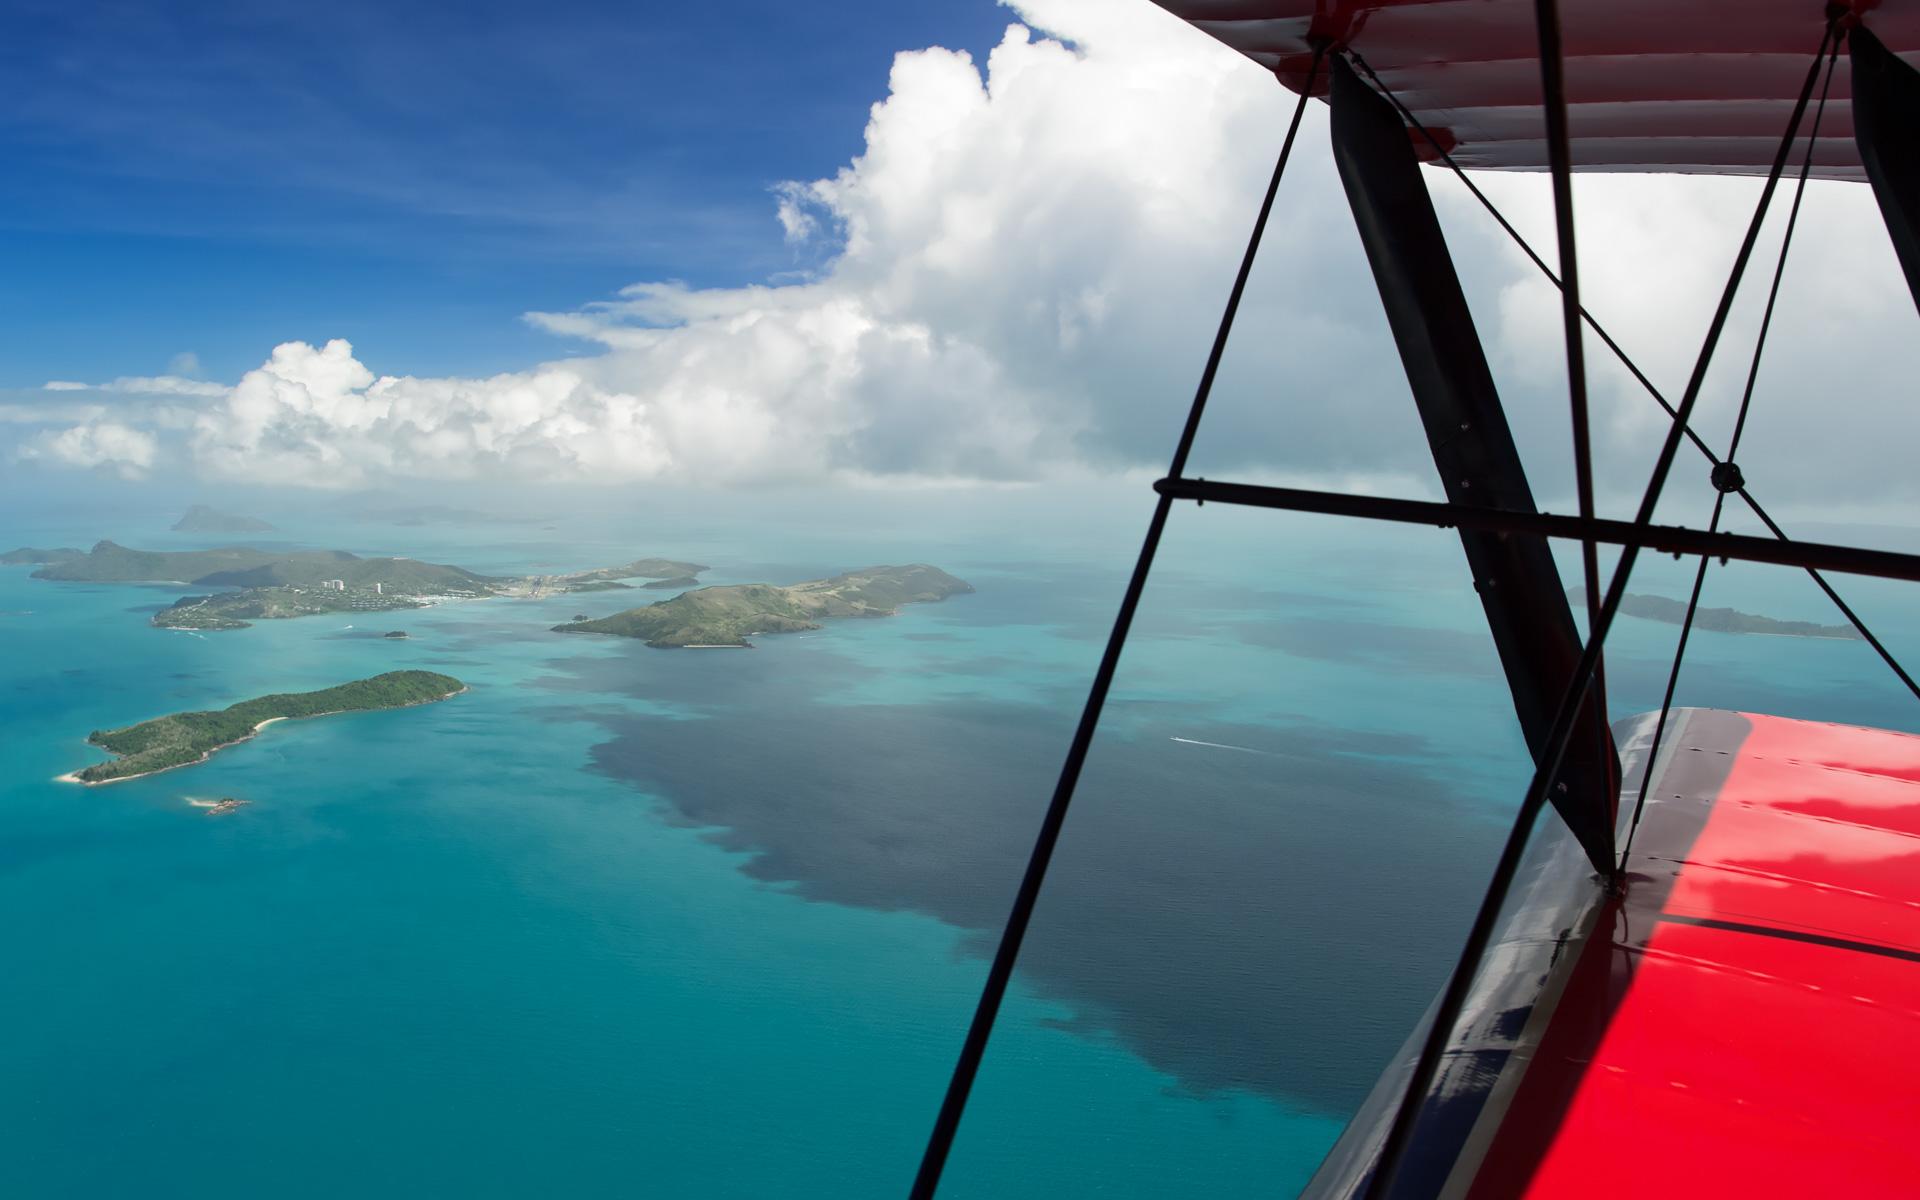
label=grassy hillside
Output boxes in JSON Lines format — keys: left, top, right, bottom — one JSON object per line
{"left": 75, "top": 670, "right": 465, "bottom": 783}
{"left": 558, "top": 558, "right": 709, "bottom": 585}
{"left": 32, "top": 541, "right": 497, "bottom": 594}
{"left": 554, "top": 564, "right": 972, "bottom": 647}
{"left": 0, "top": 547, "right": 82, "bottom": 565}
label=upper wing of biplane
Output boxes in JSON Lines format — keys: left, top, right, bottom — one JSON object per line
{"left": 1152, "top": 0, "right": 1920, "bottom": 177}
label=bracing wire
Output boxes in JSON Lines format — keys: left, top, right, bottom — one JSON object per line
{"left": 906, "top": 44, "right": 1329, "bottom": 1199}
{"left": 1361, "top": 18, "right": 1837, "bottom": 1198}
{"left": 1345, "top": 47, "right": 1920, "bottom": 709}
{"left": 1532, "top": 0, "right": 1615, "bottom": 863}
{"left": 1617, "top": 36, "right": 1845, "bottom": 874}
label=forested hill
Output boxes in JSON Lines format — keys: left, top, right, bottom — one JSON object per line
{"left": 555, "top": 564, "right": 972, "bottom": 647}
{"left": 29, "top": 541, "right": 497, "bottom": 594}
{"left": 74, "top": 671, "right": 466, "bottom": 784}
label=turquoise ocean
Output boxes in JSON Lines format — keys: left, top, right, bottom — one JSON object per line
{"left": 2, "top": 487, "right": 1914, "bottom": 1198}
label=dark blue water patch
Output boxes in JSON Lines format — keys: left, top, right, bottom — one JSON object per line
{"left": 583, "top": 695, "right": 1504, "bottom": 1115}
{"left": 1229, "top": 616, "right": 1501, "bottom": 680}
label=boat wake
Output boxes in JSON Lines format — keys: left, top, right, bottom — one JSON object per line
{"left": 1169, "top": 736, "right": 1277, "bottom": 757}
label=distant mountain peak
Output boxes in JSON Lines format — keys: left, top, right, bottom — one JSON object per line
{"left": 172, "top": 505, "right": 275, "bottom": 534}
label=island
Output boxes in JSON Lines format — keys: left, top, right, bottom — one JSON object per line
{"left": 172, "top": 505, "right": 275, "bottom": 533}
{"left": 0, "top": 547, "right": 81, "bottom": 565}
{"left": 383, "top": 630, "right": 409, "bottom": 639}
{"left": 552, "top": 564, "right": 972, "bottom": 647}
{"left": 189, "top": 797, "right": 252, "bottom": 816}
{"left": 1571, "top": 588, "right": 1864, "bottom": 640}
{"left": 6, "top": 540, "right": 710, "bottom": 631}
{"left": 62, "top": 670, "right": 465, "bottom": 784}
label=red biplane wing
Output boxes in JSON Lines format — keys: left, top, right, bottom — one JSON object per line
{"left": 1151, "top": 0, "right": 1920, "bottom": 177}
{"left": 1307, "top": 710, "right": 1920, "bottom": 1196}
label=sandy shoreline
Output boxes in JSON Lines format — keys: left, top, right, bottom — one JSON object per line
{"left": 56, "top": 686, "right": 467, "bottom": 787}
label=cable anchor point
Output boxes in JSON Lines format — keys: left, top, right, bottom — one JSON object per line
{"left": 1710, "top": 461, "right": 1746, "bottom": 494}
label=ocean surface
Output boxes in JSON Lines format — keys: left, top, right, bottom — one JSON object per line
{"left": 2, "top": 489, "right": 1914, "bottom": 1198}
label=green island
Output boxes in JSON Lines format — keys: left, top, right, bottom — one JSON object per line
{"left": 6, "top": 540, "right": 708, "bottom": 630}
{"left": 0, "top": 547, "right": 82, "bottom": 565}
{"left": 553, "top": 564, "right": 972, "bottom": 647}
{"left": 65, "top": 670, "right": 466, "bottom": 785}
{"left": 1572, "top": 588, "right": 1864, "bottom": 640}
{"left": 172, "top": 504, "right": 275, "bottom": 533}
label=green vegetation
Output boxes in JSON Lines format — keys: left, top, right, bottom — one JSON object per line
{"left": 32, "top": 540, "right": 498, "bottom": 593}
{"left": 643, "top": 575, "right": 702, "bottom": 591}
{"left": 71, "top": 670, "right": 465, "bottom": 784}
{"left": 172, "top": 505, "right": 275, "bottom": 533}
{"left": 154, "top": 586, "right": 426, "bottom": 630}
{"left": 550, "top": 558, "right": 709, "bottom": 587}
{"left": 23, "top": 539, "right": 713, "bottom": 629}
{"left": 554, "top": 564, "right": 972, "bottom": 647}
{"left": 0, "top": 547, "right": 81, "bottom": 565}
{"left": 1572, "top": 589, "right": 1863, "bottom": 640}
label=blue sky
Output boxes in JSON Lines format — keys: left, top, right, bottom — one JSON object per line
{"left": 4, "top": 0, "right": 1913, "bottom": 523}
{"left": 0, "top": 0, "right": 1012, "bottom": 383}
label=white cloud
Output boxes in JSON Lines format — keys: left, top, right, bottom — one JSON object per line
{"left": 186, "top": 338, "right": 670, "bottom": 488}
{"left": 7, "top": 0, "right": 1918, "bottom": 518}
{"left": 42, "top": 375, "right": 227, "bottom": 397}
{"left": 17, "top": 420, "right": 158, "bottom": 478}
{"left": 167, "top": 351, "right": 201, "bottom": 377}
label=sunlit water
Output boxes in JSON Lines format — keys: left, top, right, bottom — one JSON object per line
{"left": 1, "top": 492, "right": 1912, "bottom": 1198}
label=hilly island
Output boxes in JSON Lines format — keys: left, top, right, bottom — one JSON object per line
{"left": 65, "top": 671, "right": 466, "bottom": 784}
{"left": 554, "top": 564, "right": 972, "bottom": 647}
{"left": 1571, "top": 588, "right": 1864, "bottom": 640}
{"left": 172, "top": 504, "right": 275, "bottom": 533}
{"left": 6, "top": 541, "right": 707, "bottom": 630}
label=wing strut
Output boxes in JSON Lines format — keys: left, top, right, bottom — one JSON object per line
{"left": 1853, "top": 25, "right": 1920, "bottom": 314}
{"left": 1326, "top": 54, "right": 1618, "bottom": 874}
{"left": 906, "top": 45, "right": 1331, "bottom": 1200}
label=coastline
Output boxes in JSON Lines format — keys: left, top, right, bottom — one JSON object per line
{"left": 57, "top": 685, "right": 468, "bottom": 787}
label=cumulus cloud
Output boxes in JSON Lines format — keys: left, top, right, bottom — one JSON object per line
{"left": 7, "top": 0, "right": 1917, "bottom": 515}
{"left": 185, "top": 338, "right": 670, "bottom": 487}
{"left": 17, "top": 420, "right": 158, "bottom": 478}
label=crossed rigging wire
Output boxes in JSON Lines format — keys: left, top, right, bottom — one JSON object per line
{"left": 1345, "top": 45, "right": 1920, "bottom": 708}
{"left": 1618, "top": 36, "right": 1847, "bottom": 872}
{"left": 1364, "top": 12, "right": 1847, "bottom": 1195}
{"left": 913, "top": 11, "right": 1913, "bottom": 1197}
